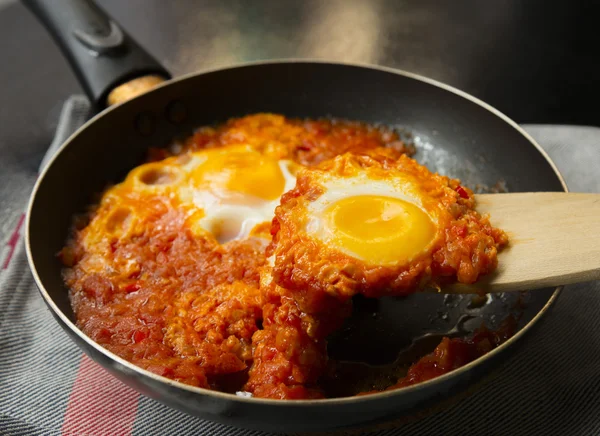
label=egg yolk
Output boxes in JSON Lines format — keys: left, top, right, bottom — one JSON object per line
{"left": 192, "top": 147, "right": 285, "bottom": 201}
{"left": 325, "top": 195, "right": 436, "bottom": 265}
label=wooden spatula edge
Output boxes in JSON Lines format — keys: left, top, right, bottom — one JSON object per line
{"left": 441, "top": 192, "right": 600, "bottom": 294}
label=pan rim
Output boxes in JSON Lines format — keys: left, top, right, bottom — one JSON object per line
{"left": 25, "top": 59, "right": 567, "bottom": 407}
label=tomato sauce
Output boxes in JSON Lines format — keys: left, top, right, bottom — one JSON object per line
{"left": 63, "top": 114, "right": 508, "bottom": 399}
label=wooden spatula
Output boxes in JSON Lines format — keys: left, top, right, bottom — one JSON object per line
{"left": 444, "top": 192, "right": 600, "bottom": 293}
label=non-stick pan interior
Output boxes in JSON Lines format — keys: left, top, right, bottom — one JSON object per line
{"left": 28, "top": 62, "right": 563, "bottom": 409}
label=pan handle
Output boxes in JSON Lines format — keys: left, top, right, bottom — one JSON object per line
{"left": 23, "top": 0, "right": 171, "bottom": 109}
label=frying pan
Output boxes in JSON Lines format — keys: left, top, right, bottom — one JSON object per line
{"left": 23, "top": 0, "right": 566, "bottom": 432}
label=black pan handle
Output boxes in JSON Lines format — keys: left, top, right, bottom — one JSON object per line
{"left": 23, "top": 0, "right": 170, "bottom": 109}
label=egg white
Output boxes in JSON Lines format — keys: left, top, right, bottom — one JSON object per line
{"left": 191, "top": 159, "right": 296, "bottom": 243}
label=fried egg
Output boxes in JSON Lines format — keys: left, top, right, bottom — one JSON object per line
{"left": 92, "top": 144, "right": 297, "bottom": 244}
{"left": 185, "top": 145, "right": 297, "bottom": 242}
{"left": 306, "top": 174, "right": 439, "bottom": 266}
{"left": 269, "top": 152, "right": 464, "bottom": 298}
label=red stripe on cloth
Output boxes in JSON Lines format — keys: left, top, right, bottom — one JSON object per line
{"left": 3, "top": 213, "right": 25, "bottom": 269}
{"left": 62, "top": 354, "right": 140, "bottom": 436}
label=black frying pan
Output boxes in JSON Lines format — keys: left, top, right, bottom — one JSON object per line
{"left": 23, "top": 0, "right": 566, "bottom": 433}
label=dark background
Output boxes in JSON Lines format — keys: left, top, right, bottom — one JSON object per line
{"left": 1, "top": 0, "right": 599, "bottom": 169}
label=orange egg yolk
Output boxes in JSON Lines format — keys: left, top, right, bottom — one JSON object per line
{"left": 192, "top": 147, "right": 286, "bottom": 201}
{"left": 325, "top": 195, "right": 436, "bottom": 265}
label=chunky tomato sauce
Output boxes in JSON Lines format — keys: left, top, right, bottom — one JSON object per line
{"left": 63, "top": 114, "right": 508, "bottom": 399}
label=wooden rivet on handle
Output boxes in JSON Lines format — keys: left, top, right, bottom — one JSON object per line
{"left": 166, "top": 100, "right": 187, "bottom": 124}
{"left": 106, "top": 75, "right": 166, "bottom": 107}
{"left": 134, "top": 112, "right": 156, "bottom": 136}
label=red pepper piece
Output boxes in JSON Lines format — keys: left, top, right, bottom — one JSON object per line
{"left": 132, "top": 330, "right": 147, "bottom": 343}
{"left": 123, "top": 282, "right": 141, "bottom": 293}
{"left": 456, "top": 185, "right": 469, "bottom": 199}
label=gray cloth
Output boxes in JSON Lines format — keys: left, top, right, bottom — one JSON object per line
{"left": 1, "top": 96, "right": 600, "bottom": 435}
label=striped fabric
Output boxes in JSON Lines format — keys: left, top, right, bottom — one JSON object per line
{"left": 1, "top": 97, "right": 600, "bottom": 435}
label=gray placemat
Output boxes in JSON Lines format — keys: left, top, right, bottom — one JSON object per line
{"left": 1, "top": 97, "right": 599, "bottom": 435}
